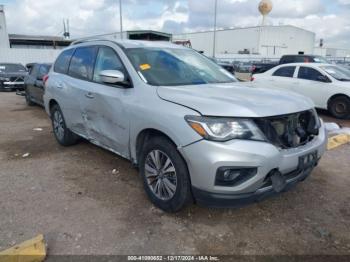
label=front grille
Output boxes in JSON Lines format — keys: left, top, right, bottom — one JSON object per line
{"left": 9, "top": 76, "right": 24, "bottom": 82}
{"left": 254, "top": 110, "right": 320, "bottom": 149}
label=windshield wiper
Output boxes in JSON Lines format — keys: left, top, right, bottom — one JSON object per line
{"left": 339, "top": 78, "right": 350, "bottom": 82}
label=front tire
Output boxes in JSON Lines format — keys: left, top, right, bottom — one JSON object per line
{"left": 328, "top": 96, "right": 350, "bottom": 119}
{"left": 50, "top": 104, "right": 79, "bottom": 146}
{"left": 139, "top": 136, "right": 192, "bottom": 212}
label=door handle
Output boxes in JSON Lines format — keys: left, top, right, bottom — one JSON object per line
{"left": 85, "top": 92, "right": 94, "bottom": 99}
{"left": 57, "top": 83, "right": 64, "bottom": 89}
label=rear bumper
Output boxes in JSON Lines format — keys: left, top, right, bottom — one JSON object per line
{"left": 192, "top": 163, "right": 315, "bottom": 208}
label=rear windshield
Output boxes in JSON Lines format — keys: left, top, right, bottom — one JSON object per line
{"left": 0, "top": 64, "right": 26, "bottom": 73}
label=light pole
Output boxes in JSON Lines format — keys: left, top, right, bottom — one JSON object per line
{"left": 119, "top": 0, "right": 123, "bottom": 39}
{"left": 213, "top": 0, "right": 217, "bottom": 58}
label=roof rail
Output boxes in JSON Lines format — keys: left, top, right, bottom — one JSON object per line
{"left": 70, "top": 37, "right": 112, "bottom": 46}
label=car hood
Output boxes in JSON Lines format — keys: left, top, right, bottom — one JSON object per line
{"left": 157, "top": 83, "right": 314, "bottom": 117}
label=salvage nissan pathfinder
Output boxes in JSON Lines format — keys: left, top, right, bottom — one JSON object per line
{"left": 44, "top": 40, "right": 327, "bottom": 212}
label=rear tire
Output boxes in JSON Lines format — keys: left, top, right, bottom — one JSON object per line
{"left": 50, "top": 104, "right": 79, "bottom": 146}
{"left": 139, "top": 136, "right": 192, "bottom": 212}
{"left": 25, "top": 91, "right": 35, "bottom": 106}
{"left": 328, "top": 96, "right": 350, "bottom": 119}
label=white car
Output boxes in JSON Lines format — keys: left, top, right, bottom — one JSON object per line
{"left": 251, "top": 63, "right": 350, "bottom": 119}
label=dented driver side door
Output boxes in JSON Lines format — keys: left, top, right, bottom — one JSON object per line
{"left": 80, "top": 45, "right": 132, "bottom": 158}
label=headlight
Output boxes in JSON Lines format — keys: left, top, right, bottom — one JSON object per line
{"left": 185, "top": 116, "right": 266, "bottom": 142}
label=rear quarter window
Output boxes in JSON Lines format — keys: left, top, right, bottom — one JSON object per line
{"left": 68, "top": 46, "right": 97, "bottom": 80}
{"left": 54, "top": 49, "right": 74, "bottom": 74}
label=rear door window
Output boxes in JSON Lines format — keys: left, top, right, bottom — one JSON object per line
{"left": 298, "top": 67, "right": 324, "bottom": 82}
{"left": 272, "top": 66, "right": 296, "bottom": 78}
{"left": 68, "top": 47, "right": 98, "bottom": 81}
{"left": 54, "top": 49, "right": 74, "bottom": 74}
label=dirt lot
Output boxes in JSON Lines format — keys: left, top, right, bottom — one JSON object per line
{"left": 0, "top": 92, "right": 350, "bottom": 256}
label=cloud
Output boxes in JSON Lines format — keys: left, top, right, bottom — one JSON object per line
{"left": 2, "top": 0, "right": 350, "bottom": 49}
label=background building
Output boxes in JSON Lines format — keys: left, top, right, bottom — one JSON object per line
{"left": 9, "top": 34, "right": 71, "bottom": 49}
{"left": 174, "top": 25, "right": 315, "bottom": 58}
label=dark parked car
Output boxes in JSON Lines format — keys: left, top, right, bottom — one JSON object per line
{"left": 250, "top": 62, "right": 278, "bottom": 74}
{"left": 279, "top": 55, "right": 329, "bottom": 65}
{"left": 236, "top": 62, "right": 253, "bottom": 73}
{"left": 24, "top": 63, "right": 51, "bottom": 106}
{"left": 216, "top": 60, "right": 235, "bottom": 73}
{"left": 0, "top": 63, "right": 27, "bottom": 91}
{"left": 207, "top": 57, "right": 235, "bottom": 73}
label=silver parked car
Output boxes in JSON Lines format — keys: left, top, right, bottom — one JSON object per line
{"left": 44, "top": 40, "right": 327, "bottom": 212}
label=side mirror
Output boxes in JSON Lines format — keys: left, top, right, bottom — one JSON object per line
{"left": 99, "top": 70, "right": 125, "bottom": 84}
{"left": 317, "top": 75, "right": 330, "bottom": 83}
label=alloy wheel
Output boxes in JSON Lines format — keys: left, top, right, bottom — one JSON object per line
{"left": 53, "top": 110, "right": 65, "bottom": 141}
{"left": 145, "top": 150, "right": 177, "bottom": 201}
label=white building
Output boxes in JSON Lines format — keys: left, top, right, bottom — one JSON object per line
{"left": 174, "top": 25, "right": 316, "bottom": 58}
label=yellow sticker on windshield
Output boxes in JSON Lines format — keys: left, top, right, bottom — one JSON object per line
{"left": 140, "top": 64, "right": 151, "bottom": 71}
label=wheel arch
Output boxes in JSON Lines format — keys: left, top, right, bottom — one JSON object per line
{"left": 135, "top": 128, "right": 178, "bottom": 165}
{"left": 48, "top": 99, "right": 59, "bottom": 116}
{"left": 134, "top": 127, "right": 195, "bottom": 205}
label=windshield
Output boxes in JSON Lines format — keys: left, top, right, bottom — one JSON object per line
{"left": 125, "top": 48, "right": 237, "bottom": 86}
{"left": 321, "top": 65, "right": 350, "bottom": 81}
{"left": 0, "top": 64, "right": 26, "bottom": 73}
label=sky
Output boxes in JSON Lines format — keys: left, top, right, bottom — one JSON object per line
{"left": 0, "top": 0, "right": 349, "bottom": 49}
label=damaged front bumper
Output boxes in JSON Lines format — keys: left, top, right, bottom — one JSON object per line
{"left": 192, "top": 154, "right": 319, "bottom": 208}
{"left": 179, "top": 121, "right": 327, "bottom": 208}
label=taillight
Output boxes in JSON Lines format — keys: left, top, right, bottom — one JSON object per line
{"left": 251, "top": 76, "right": 255, "bottom": 81}
{"left": 43, "top": 75, "right": 49, "bottom": 86}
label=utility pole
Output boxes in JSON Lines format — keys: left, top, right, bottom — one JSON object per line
{"left": 213, "top": 0, "right": 217, "bottom": 58}
{"left": 119, "top": 0, "right": 123, "bottom": 39}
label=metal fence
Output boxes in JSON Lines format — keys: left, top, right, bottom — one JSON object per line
{"left": 0, "top": 48, "right": 61, "bottom": 65}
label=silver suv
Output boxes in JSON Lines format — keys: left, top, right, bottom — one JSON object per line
{"left": 44, "top": 40, "right": 327, "bottom": 212}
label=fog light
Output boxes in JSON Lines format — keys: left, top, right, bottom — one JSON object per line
{"left": 215, "top": 167, "right": 257, "bottom": 187}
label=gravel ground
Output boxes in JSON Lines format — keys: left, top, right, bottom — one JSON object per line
{"left": 0, "top": 92, "right": 349, "bottom": 256}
